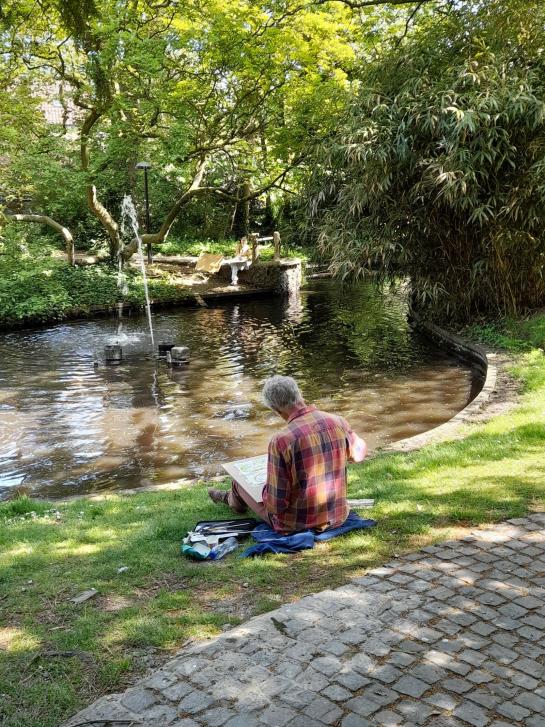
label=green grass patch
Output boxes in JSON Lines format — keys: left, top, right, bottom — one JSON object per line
{"left": 465, "top": 310, "right": 545, "bottom": 352}
{"left": 0, "top": 229, "right": 311, "bottom": 328}
{"left": 155, "top": 236, "right": 311, "bottom": 262}
{"left": 1, "top": 316, "right": 545, "bottom": 726}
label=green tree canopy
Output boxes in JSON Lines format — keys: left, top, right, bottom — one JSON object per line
{"left": 1, "top": 0, "right": 379, "bottom": 257}
{"left": 306, "top": 0, "right": 545, "bottom": 321}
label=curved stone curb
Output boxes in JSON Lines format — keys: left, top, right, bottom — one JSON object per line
{"left": 384, "top": 313, "right": 498, "bottom": 453}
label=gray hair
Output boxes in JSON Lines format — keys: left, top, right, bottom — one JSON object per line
{"left": 262, "top": 375, "right": 303, "bottom": 411}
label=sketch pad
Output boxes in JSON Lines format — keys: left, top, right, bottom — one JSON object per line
{"left": 222, "top": 454, "right": 267, "bottom": 502}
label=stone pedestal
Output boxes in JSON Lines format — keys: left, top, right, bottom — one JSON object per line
{"left": 218, "top": 258, "right": 302, "bottom": 295}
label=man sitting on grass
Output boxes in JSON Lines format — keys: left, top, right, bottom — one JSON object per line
{"left": 208, "top": 375, "right": 367, "bottom": 534}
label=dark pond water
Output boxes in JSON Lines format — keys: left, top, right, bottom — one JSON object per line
{"left": 0, "top": 281, "right": 480, "bottom": 500}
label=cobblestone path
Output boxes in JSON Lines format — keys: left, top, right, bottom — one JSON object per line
{"left": 64, "top": 514, "right": 545, "bottom": 727}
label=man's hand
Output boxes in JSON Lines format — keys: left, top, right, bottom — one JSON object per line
{"left": 347, "top": 430, "right": 368, "bottom": 463}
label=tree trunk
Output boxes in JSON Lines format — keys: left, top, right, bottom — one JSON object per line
{"left": 242, "top": 180, "right": 251, "bottom": 236}
{"left": 122, "top": 157, "right": 209, "bottom": 259}
{"left": 80, "top": 108, "right": 122, "bottom": 260}
{"left": 10, "top": 214, "right": 75, "bottom": 265}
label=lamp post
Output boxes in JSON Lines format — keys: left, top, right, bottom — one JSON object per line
{"left": 136, "top": 161, "right": 152, "bottom": 263}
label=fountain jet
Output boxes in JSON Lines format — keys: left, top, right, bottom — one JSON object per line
{"left": 120, "top": 195, "right": 155, "bottom": 350}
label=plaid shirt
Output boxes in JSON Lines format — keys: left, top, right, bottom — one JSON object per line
{"left": 262, "top": 405, "right": 367, "bottom": 534}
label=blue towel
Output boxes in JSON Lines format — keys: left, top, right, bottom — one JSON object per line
{"left": 240, "top": 510, "right": 376, "bottom": 558}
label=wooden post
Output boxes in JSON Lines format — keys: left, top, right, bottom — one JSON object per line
{"left": 249, "top": 232, "right": 259, "bottom": 263}
{"left": 273, "top": 230, "right": 281, "bottom": 261}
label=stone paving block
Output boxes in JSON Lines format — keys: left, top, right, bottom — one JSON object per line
{"left": 345, "top": 695, "right": 383, "bottom": 717}
{"left": 435, "top": 638, "right": 466, "bottom": 654}
{"left": 444, "top": 659, "right": 472, "bottom": 677}
{"left": 178, "top": 690, "right": 217, "bottom": 715}
{"left": 488, "top": 681, "right": 518, "bottom": 699}
{"left": 395, "top": 698, "right": 435, "bottom": 724}
{"left": 335, "top": 670, "right": 371, "bottom": 691}
{"left": 392, "top": 675, "right": 429, "bottom": 698}
{"left": 140, "top": 704, "right": 179, "bottom": 724}
{"left": 396, "top": 639, "right": 426, "bottom": 654}
{"left": 346, "top": 651, "right": 377, "bottom": 675}
{"left": 120, "top": 686, "right": 157, "bottom": 712}
{"left": 470, "top": 622, "right": 497, "bottom": 637}
{"left": 320, "top": 639, "right": 351, "bottom": 657}
{"left": 354, "top": 636, "right": 392, "bottom": 656}
{"left": 452, "top": 702, "right": 490, "bottom": 727}
{"left": 322, "top": 684, "right": 352, "bottom": 702}
{"left": 199, "top": 706, "right": 237, "bottom": 726}
{"left": 516, "top": 643, "right": 545, "bottom": 660}
{"left": 466, "top": 690, "right": 500, "bottom": 709}
{"left": 425, "top": 692, "right": 459, "bottom": 710}
{"left": 510, "top": 670, "right": 539, "bottom": 689}
{"left": 498, "top": 603, "right": 528, "bottom": 620}
{"left": 458, "top": 649, "right": 486, "bottom": 667}
{"left": 515, "top": 690, "right": 545, "bottom": 712}
{"left": 411, "top": 663, "right": 447, "bottom": 684}
{"left": 162, "top": 682, "right": 195, "bottom": 702}
{"left": 435, "top": 619, "right": 463, "bottom": 636}
{"left": 273, "top": 660, "right": 303, "bottom": 679}
{"left": 342, "top": 713, "right": 372, "bottom": 727}
{"left": 362, "top": 683, "right": 398, "bottom": 707}
{"left": 516, "top": 625, "right": 543, "bottom": 641}
{"left": 490, "top": 631, "right": 517, "bottom": 648}
{"left": 514, "top": 595, "right": 543, "bottom": 609}
{"left": 224, "top": 715, "right": 261, "bottom": 727}
{"left": 303, "top": 696, "right": 343, "bottom": 724}
{"left": 312, "top": 655, "right": 342, "bottom": 676}
{"left": 295, "top": 666, "right": 330, "bottom": 692}
{"left": 373, "top": 709, "right": 404, "bottom": 726}
{"left": 449, "top": 612, "right": 478, "bottom": 627}
{"left": 144, "top": 671, "right": 178, "bottom": 691}
{"left": 279, "top": 687, "right": 316, "bottom": 709}
{"left": 484, "top": 644, "right": 517, "bottom": 664}
{"left": 466, "top": 669, "right": 494, "bottom": 685}
{"left": 387, "top": 651, "right": 416, "bottom": 667}
{"left": 259, "top": 704, "right": 298, "bottom": 726}
{"left": 526, "top": 718, "right": 545, "bottom": 727}
{"left": 496, "top": 701, "right": 531, "bottom": 722}
{"left": 442, "top": 678, "right": 473, "bottom": 694}
{"left": 512, "top": 656, "right": 545, "bottom": 677}
{"left": 372, "top": 664, "right": 403, "bottom": 684}
{"left": 526, "top": 613, "right": 545, "bottom": 629}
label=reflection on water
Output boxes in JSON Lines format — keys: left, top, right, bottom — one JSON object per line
{"left": 0, "top": 281, "right": 479, "bottom": 499}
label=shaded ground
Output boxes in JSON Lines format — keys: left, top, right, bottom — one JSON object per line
{"left": 64, "top": 513, "right": 545, "bottom": 727}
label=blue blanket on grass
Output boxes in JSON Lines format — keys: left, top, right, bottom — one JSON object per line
{"left": 240, "top": 510, "right": 376, "bottom": 558}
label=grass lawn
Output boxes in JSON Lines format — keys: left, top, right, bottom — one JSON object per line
{"left": 1, "top": 316, "right": 545, "bottom": 726}
{"left": 154, "top": 237, "right": 312, "bottom": 262}
{"left": 0, "top": 228, "right": 311, "bottom": 328}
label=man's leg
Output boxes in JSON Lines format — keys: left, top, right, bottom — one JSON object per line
{"left": 209, "top": 480, "right": 270, "bottom": 523}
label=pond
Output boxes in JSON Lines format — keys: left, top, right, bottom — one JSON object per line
{"left": 0, "top": 281, "right": 482, "bottom": 500}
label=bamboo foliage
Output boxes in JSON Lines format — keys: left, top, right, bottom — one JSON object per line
{"left": 306, "top": 1, "right": 545, "bottom": 321}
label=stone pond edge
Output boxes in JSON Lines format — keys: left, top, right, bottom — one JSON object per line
{"left": 386, "top": 312, "right": 499, "bottom": 453}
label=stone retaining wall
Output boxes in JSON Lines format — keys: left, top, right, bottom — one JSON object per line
{"left": 218, "top": 259, "right": 302, "bottom": 295}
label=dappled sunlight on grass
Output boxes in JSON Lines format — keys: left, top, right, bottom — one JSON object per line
{"left": 0, "top": 627, "right": 42, "bottom": 653}
{"left": 2, "top": 543, "right": 36, "bottom": 558}
{"left": 1, "top": 332, "right": 545, "bottom": 727}
{"left": 51, "top": 541, "right": 103, "bottom": 556}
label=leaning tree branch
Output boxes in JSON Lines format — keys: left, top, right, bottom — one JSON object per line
{"left": 9, "top": 214, "right": 75, "bottom": 265}
{"left": 80, "top": 107, "right": 122, "bottom": 258}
